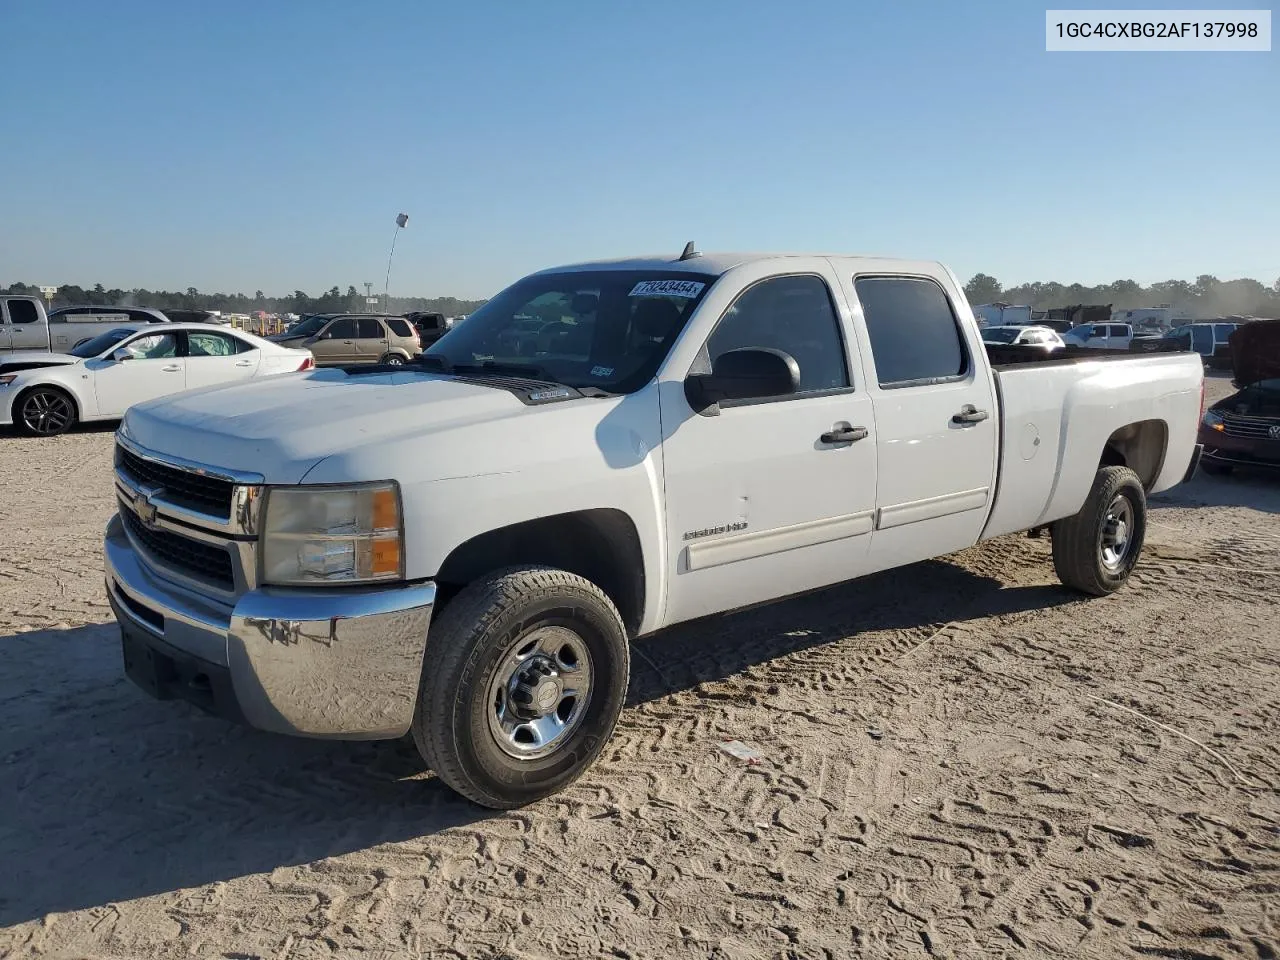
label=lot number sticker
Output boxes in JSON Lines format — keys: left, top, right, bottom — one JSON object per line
{"left": 629, "top": 280, "right": 705, "bottom": 299}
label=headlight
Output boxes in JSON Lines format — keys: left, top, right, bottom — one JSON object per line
{"left": 1202, "top": 410, "right": 1225, "bottom": 432}
{"left": 0, "top": 374, "right": 17, "bottom": 387}
{"left": 261, "top": 482, "right": 403, "bottom": 585}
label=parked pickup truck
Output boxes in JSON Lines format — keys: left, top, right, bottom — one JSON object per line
{"left": 0, "top": 296, "right": 172, "bottom": 354}
{"left": 103, "top": 251, "right": 1205, "bottom": 808}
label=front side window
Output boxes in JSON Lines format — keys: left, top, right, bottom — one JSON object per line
{"left": 855, "top": 276, "right": 967, "bottom": 387}
{"left": 704, "top": 275, "right": 849, "bottom": 394}
{"left": 426, "top": 270, "right": 717, "bottom": 393}
{"left": 325, "top": 318, "right": 358, "bottom": 339}
{"left": 121, "top": 333, "right": 178, "bottom": 359}
{"left": 188, "top": 331, "right": 246, "bottom": 356}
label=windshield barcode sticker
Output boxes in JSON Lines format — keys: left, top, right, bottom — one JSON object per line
{"left": 629, "top": 280, "right": 706, "bottom": 299}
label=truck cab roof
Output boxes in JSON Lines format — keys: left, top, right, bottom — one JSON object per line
{"left": 535, "top": 252, "right": 948, "bottom": 278}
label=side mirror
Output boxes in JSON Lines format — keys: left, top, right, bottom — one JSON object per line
{"left": 685, "top": 348, "right": 800, "bottom": 413}
{"left": 111, "top": 348, "right": 134, "bottom": 362}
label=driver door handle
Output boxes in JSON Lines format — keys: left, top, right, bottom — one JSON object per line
{"left": 952, "top": 405, "right": 989, "bottom": 424}
{"left": 820, "top": 425, "right": 869, "bottom": 444}
{"left": 161, "top": 365, "right": 181, "bottom": 372}
{"left": 235, "top": 360, "right": 253, "bottom": 367}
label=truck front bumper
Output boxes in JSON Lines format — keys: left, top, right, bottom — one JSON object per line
{"left": 104, "top": 513, "right": 436, "bottom": 739}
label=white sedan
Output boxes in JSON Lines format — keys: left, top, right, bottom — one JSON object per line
{"left": 1, "top": 324, "right": 314, "bottom": 436}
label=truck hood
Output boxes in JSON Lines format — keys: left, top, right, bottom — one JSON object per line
{"left": 121, "top": 369, "right": 578, "bottom": 483}
{"left": 1229, "top": 320, "right": 1280, "bottom": 387}
{"left": 0, "top": 352, "right": 81, "bottom": 373}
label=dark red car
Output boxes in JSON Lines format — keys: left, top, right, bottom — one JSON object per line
{"left": 1198, "top": 320, "right": 1280, "bottom": 476}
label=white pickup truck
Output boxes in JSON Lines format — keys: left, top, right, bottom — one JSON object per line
{"left": 104, "top": 251, "right": 1205, "bottom": 808}
{"left": 0, "top": 295, "right": 173, "bottom": 353}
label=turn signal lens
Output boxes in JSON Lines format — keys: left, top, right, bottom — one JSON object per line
{"left": 372, "top": 487, "right": 398, "bottom": 531}
{"left": 371, "top": 538, "right": 401, "bottom": 576}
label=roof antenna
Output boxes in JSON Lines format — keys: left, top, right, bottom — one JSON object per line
{"left": 678, "top": 240, "right": 700, "bottom": 261}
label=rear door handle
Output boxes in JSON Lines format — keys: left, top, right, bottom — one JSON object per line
{"left": 234, "top": 360, "right": 253, "bottom": 367}
{"left": 820, "top": 425, "right": 869, "bottom": 444}
{"left": 161, "top": 365, "right": 181, "bottom": 372}
{"left": 952, "top": 405, "right": 989, "bottom": 424}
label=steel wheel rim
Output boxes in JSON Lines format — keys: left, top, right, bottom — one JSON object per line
{"left": 22, "top": 391, "right": 72, "bottom": 435}
{"left": 486, "top": 625, "right": 593, "bottom": 760}
{"left": 1100, "top": 494, "right": 1134, "bottom": 571}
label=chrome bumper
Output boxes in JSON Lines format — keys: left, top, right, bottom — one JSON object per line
{"left": 104, "top": 513, "right": 435, "bottom": 739}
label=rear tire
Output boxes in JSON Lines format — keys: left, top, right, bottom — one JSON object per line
{"left": 1051, "top": 465, "right": 1146, "bottom": 596}
{"left": 15, "top": 386, "right": 78, "bottom": 437}
{"left": 412, "top": 565, "right": 630, "bottom": 809}
{"left": 379, "top": 353, "right": 406, "bottom": 366}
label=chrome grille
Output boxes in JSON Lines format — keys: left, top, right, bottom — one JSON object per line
{"left": 116, "top": 444, "right": 236, "bottom": 519}
{"left": 121, "top": 503, "right": 235, "bottom": 590}
{"left": 1219, "top": 412, "right": 1280, "bottom": 440}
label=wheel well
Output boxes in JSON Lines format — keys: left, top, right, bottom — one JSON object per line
{"left": 14, "top": 383, "right": 80, "bottom": 419}
{"left": 433, "top": 509, "right": 646, "bottom": 635}
{"left": 1100, "top": 420, "right": 1168, "bottom": 489}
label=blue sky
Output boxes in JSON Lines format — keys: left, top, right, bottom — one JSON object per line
{"left": 2, "top": 0, "right": 1275, "bottom": 298}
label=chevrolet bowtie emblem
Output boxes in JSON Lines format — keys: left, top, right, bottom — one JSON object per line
{"left": 134, "top": 490, "right": 159, "bottom": 529}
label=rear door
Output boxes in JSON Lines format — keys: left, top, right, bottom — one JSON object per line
{"left": 355, "top": 317, "right": 388, "bottom": 361}
{"left": 6, "top": 299, "right": 48, "bottom": 351}
{"left": 838, "top": 269, "right": 999, "bottom": 572}
{"left": 185, "top": 329, "right": 261, "bottom": 388}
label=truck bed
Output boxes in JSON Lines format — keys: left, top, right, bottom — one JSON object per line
{"left": 983, "top": 342, "right": 1187, "bottom": 368}
{"left": 980, "top": 349, "right": 1204, "bottom": 542}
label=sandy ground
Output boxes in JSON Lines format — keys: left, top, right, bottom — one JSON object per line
{"left": 1, "top": 374, "right": 1277, "bottom": 959}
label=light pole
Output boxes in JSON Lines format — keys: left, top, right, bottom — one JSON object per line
{"left": 363, "top": 282, "right": 373, "bottom": 312}
{"left": 385, "top": 213, "right": 408, "bottom": 315}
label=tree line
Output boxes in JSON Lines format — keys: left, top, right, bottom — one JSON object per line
{"left": 962, "top": 272, "right": 1280, "bottom": 320}
{"left": 0, "top": 282, "right": 486, "bottom": 318}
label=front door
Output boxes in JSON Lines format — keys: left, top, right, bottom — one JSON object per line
{"left": 312, "top": 317, "right": 358, "bottom": 364}
{"left": 660, "top": 269, "right": 878, "bottom": 625}
{"left": 841, "top": 273, "right": 999, "bottom": 572}
{"left": 90, "top": 331, "right": 186, "bottom": 416}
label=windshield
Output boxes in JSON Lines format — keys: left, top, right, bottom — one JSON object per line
{"left": 69, "top": 327, "right": 138, "bottom": 358}
{"left": 982, "top": 328, "right": 1020, "bottom": 344}
{"left": 424, "top": 270, "right": 718, "bottom": 392}
{"left": 286, "top": 316, "right": 327, "bottom": 338}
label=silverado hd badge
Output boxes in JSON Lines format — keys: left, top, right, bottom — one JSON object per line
{"left": 683, "top": 521, "right": 748, "bottom": 541}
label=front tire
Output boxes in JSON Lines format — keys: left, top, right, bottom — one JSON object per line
{"left": 1051, "top": 465, "right": 1146, "bottom": 596}
{"left": 15, "top": 386, "right": 78, "bottom": 437}
{"left": 412, "top": 566, "right": 630, "bottom": 809}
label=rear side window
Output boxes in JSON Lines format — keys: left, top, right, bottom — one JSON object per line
{"left": 854, "top": 276, "right": 967, "bottom": 387}
{"left": 358, "top": 318, "right": 384, "bottom": 338}
{"left": 387, "top": 317, "right": 414, "bottom": 337}
{"left": 8, "top": 300, "right": 40, "bottom": 324}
